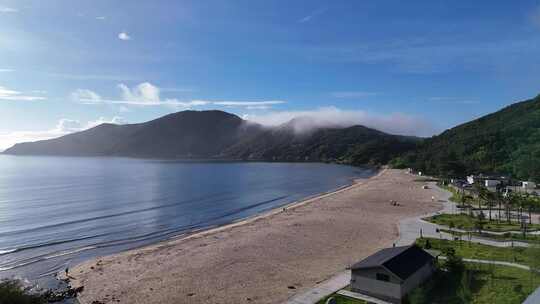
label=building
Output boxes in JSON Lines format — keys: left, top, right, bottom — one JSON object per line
{"left": 350, "top": 245, "right": 436, "bottom": 304}
{"left": 484, "top": 179, "right": 501, "bottom": 187}
{"left": 522, "top": 181, "right": 537, "bottom": 189}
{"left": 466, "top": 174, "right": 508, "bottom": 188}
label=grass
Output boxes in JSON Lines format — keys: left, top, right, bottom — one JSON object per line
{"left": 407, "top": 263, "right": 540, "bottom": 304}
{"left": 316, "top": 294, "right": 366, "bottom": 304}
{"left": 438, "top": 184, "right": 462, "bottom": 203}
{"left": 0, "top": 280, "right": 46, "bottom": 304}
{"left": 440, "top": 228, "right": 540, "bottom": 243}
{"left": 417, "top": 238, "right": 538, "bottom": 268}
{"left": 412, "top": 237, "right": 540, "bottom": 303}
{"left": 426, "top": 213, "right": 540, "bottom": 233}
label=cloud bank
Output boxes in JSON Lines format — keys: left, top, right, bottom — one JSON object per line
{"left": 242, "top": 106, "right": 437, "bottom": 137}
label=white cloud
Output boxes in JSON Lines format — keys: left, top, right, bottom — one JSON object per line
{"left": 298, "top": 8, "right": 327, "bottom": 23}
{"left": 0, "top": 117, "right": 126, "bottom": 151}
{"left": 96, "top": 16, "right": 106, "bottom": 20}
{"left": 242, "top": 106, "right": 437, "bottom": 137}
{"left": 0, "top": 85, "right": 46, "bottom": 101}
{"left": 119, "top": 82, "right": 159, "bottom": 103}
{"left": 71, "top": 89, "right": 102, "bottom": 103}
{"left": 331, "top": 91, "right": 379, "bottom": 98}
{"left": 211, "top": 100, "right": 285, "bottom": 106}
{"left": 0, "top": 6, "right": 18, "bottom": 13}
{"left": 118, "top": 32, "right": 131, "bottom": 41}
{"left": 73, "top": 82, "right": 285, "bottom": 109}
{"left": 0, "top": 69, "right": 14, "bottom": 73}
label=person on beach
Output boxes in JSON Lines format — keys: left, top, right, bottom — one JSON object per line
{"left": 65, "top": 267, "right": 69, "bottom": 277}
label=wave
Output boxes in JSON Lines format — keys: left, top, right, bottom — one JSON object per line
{"left": 0, "top": 195, "right": 291, "bottom": 274}
{"left": 0, "top": 249, "right": 17, "bottom": 255}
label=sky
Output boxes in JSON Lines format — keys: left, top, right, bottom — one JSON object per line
{"left": 1, "top": 0, "right": 540, "bottom": 150}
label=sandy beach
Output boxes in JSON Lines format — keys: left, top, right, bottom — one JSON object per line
{"left": 70, "top": 169, "right": 443, "bottom": 304}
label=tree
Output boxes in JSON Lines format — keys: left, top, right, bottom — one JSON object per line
{"left": 475, "top": 212, "right": 486, "bottom": 234}
{"left": 457, "top": 270, "right": 473, "bottom": 304}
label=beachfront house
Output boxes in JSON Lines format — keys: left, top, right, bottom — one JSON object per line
{"left": 350, "top": 245, "right": 436, "bottom": 304}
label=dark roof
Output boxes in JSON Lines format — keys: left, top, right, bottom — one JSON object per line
{"left": 351, "top": 245, "right": 434, "bottom": 281}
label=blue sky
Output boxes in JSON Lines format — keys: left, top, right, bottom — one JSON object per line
{"left": 1, "top": 0, "right": 540, "bottom": 150}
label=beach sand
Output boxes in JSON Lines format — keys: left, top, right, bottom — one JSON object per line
{"left": 70, "top": 169, "right": 443, "bottom": 304}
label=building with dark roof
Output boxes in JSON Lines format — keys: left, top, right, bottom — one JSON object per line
{"left": 350, "top": 245, "right": 436, "bottom": 303}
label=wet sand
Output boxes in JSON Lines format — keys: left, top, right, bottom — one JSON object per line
{"left": 70, "top": 169, "right": 443, "bottom": 304}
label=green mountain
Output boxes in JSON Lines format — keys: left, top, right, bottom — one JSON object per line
{"left": 225, "top": 118, "right": 418, "bottom": 166}
{"left": 394, "top": 94, "right": 540, "bottom": 181}
{"left": 3, "top": 110, "right": 417, "bottom": 166}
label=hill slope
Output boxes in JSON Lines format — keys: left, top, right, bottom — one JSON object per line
{"left": 225, "top": 120, "right": 417, "bottom": 165}
{"left": 3, "top": 110, "right": 417, "bottom": 166}
{"left": 395, "top": 94, "right": 540, "bottom": 181}
{"left": 4, "top": 111, "right": 262, "bottom": 158}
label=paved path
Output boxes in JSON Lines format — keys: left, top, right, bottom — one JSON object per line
{"left": 285, "top": 180, "right": 534, "bottom": 304}
{"left": 397, "top": 182, "right": 529, "bottom": 248}
{"left": 283, "top": 271, "right": 350, "bottom": 304}
{"left": 523, "top": 286, "right": 540, "bottom": 304}
{"left": 337, "top": 290, "right": 391, "bottom": 304}
{"left": 439, "top": 256, "right": 533, "bottom": 271}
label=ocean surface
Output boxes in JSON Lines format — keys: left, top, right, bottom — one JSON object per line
{"left": 0, "top": 155, "right": 374, "bottom": 288}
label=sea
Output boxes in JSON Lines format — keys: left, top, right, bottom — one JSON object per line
{"left": 0, "top": 155, "right": 374, "bottom": 289}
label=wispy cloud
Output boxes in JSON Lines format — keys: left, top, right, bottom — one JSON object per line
{"left": 71, "top": 89, "right": 102, "bottom": 103}
{"left": 118, "top": 32, "right": 132, "bottom": 41}
{"left": 331, "top": 91, "right": 379, "bottom": 98}
{"left": 242, "top": 106, "right": 437, "bottom": 137}
{"left": 530, "top": 6, "right": 540, "bottom": 28}
{"left": 294, "top": 37, "right": 540, "bottom": 74}
{"left": 0, "top": 69, "right": 15, "bottom": 73}
{"left": 0, "top": 85, "right": 46, "bottom": 101}
{"left": 0, "top": 117, "right": 126, "bottom": 151}
{"left": 47, "top": 72, "right": 139, "bottom": 81}
{"left": 0, "top": 6, "right": 18, "bottom": 13}
{"left": 96, "top": 16, "right": 106, "bottom": 20}
{"left": 298, "top": 8, "right": 327, "bottom": 23}
{"left": 212, "top": 100, "right": 285, "bottom": 106}
{"left": 427, "top": 97, "right": 479, "bottom": 104}
{"left": 73, "top": 82, "right": 286, "bottom": 109}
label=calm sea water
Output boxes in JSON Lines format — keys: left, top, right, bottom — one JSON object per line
{"left": 0, "top": 155, "right": 374, "bottom": 288}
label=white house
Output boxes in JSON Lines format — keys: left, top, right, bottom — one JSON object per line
{"left": 350, "top": 245, "right": 436, "bottom": 304}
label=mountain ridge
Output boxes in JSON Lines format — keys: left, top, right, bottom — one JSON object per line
{"left": 3, "top": 110, "right": 417, "bottom": 166}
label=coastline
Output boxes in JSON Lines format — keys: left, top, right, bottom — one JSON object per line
{"left": 69, "top": 169, "right": 443, "bottom": 304}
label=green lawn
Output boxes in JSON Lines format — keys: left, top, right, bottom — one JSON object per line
{"left": 440, "top": 228, "right": 540, "bottom": 243}
{"left": 316, "top": 294, "right": 366, "bottom": 304}
{"left": 426, "top": 213, "right": 540, "bottom": 232}
{"left": 407, "top": 264, "right": 540, "bottom": 304}
{"left": 417, "top": 238, "right": 539, "bottom": 268}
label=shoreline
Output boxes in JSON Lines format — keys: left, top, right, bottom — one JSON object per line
{"left": 69, "top": 169, "right": 443, "bottom": 304}
{"left": 155, "top": 169, "right": 384, "bottom": 248}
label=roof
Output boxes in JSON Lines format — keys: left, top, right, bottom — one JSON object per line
{"left": 351, "top": 245, "right": 434, "bottom": 281}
